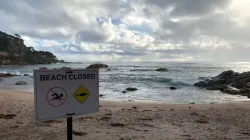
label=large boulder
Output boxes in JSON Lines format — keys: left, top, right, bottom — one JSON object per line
{"left": 206, "top": 84, "right": 227, "bottom": 91}
{"left": 199, "top": 77, "right": 210, "bottom": 81}
{"left": 222, "top": 86, "right": 240, "bottom": 95}
{"left": 240, "top": 88, "right": 250, "bottom": 94}
{"left": 15, "top": 81, "right": 27, "bottom": 85}
{"left": 86, "top": 63, "right": 108, "bottom": 69}
{"left": 247, "top": 82, "right": 250, "bottom": 88}
{"left": 194, "top": 81, "right": 210, "bottom": 87}
{"left": 156, "top": 68, "right": 168, "bottom": 72}
{"left": 238, "top": 72, "right": 250, "bottom": 79}
{"left": 0, "top": 73, "right": 17, "bottom": 77}
{"left": 213, "top": 70, "right": 237, "bottom": 79}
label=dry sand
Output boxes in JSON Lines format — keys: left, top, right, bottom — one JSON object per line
{"left": 1, "top": 87, "right": 250, "bottom": 140}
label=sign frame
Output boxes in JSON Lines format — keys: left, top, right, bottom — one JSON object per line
{"left": 33, "top": 68, "right": 99, "bottom": 122}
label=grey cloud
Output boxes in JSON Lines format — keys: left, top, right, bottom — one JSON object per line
{"left": 1, "top": 0, "right": 250, "bottom": 62}
{"left": 76, "top": 30, "right": 108, "bottom": 43}
{"left": 143, "top": 0, "right": 230, "bottom": 17}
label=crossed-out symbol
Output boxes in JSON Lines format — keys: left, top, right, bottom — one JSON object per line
{"left": 46, "top": 87, "right": 67, "bottom": 107}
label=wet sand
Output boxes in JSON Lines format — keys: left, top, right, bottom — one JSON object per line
{"left": 1, "top": 87, "right": 250, "bottom": 140}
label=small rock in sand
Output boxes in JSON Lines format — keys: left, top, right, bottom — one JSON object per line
{"left": 105, "top": 113, "right": 112, "bottom": 116}
{"left": 190, "top": 112, "right": 199, "bottom": 116}
{"left": 197, "top": 117, "right": 209, "bottom": 124}
{"left": 110, "top": 123, "right": 125, "bottom": 127}
{"left": 73, "top": 130, "right": 87, "bottom": 136}
{"left": 100, "top": 116, "right": 111, "bottom": 121}
{"left": 119, "top": 137, "right": 132, "bottom": 140}
{"left": 10, "top": 125, "right": 19, "bottom": 129}
{"left": 132, "top": 106, "right": 138, "bottom": 109}
{"left": 0, "top": 114, "right": 17, "bottom": 119}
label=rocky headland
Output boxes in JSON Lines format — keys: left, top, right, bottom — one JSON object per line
{"left": 0, "top": 31, "right": 64, "bottom": 65}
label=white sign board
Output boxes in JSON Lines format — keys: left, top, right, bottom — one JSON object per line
{"left": 33, "top": 69, "right": 99, "bottom": 121}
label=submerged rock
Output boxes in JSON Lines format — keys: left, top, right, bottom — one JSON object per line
{"left": 86, "top": 63, "right": 108, "bottom": 69}
{"left": 156, "top": 68, "right": 168, "bottom": 72}
{"left": 0, "top": 78, "right": 3, "bottom": 82}
{"left": 24, "top": 74, "right": 29, "bottom": 76}
{"left": 169, "top": 86, "right": 177, "bottom": 90}
{"left": 15, "top": 81, "right": 27, "bottom": 85}
{"left": 126, "top": 87, "right": 138, "bottom": 91}
{"left": 39, "top": 67, "right": 47, "bottom": 70}
{"left": 59, "top": 67, "right": 71, "bottom": 70}
{"left": 99, "top": 94, "right": 104, "bottom": 97}
{"left": 122, "top": 91, "right": 127, "bottom": 93}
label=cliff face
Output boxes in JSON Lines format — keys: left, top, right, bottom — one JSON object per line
{"left": 0, "top": 31, "right": 63, "bottom": 65}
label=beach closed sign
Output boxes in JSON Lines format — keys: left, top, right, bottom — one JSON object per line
{"left": 33, "top": 69, "right": 99, "bottom": 121}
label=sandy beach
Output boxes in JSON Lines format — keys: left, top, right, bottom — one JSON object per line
{"left": 1, "top": 87, "right": 250, "bottom": 140}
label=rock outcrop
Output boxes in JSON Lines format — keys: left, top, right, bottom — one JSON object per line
{"left": 194, "top": 70, "right": 250, "bottom": 97}
{"left": 86, "top": 63, "right": 109, "bottom": 69}
{"left": 0, "top": 31, "right": 64, "bottom": 65}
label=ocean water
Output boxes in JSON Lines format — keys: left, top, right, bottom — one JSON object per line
{"left": 0, "top": 61, "right": 250, "bottom": 104}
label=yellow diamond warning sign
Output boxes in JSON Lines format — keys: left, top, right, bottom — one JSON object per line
{"left": 73, "top": 85, "right": 90, "bottom": 104}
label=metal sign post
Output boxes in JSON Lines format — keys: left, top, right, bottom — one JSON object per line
{"left": 67, "top": 117, "right": 72, "bottom": 140}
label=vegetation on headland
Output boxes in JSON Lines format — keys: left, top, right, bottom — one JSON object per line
{"left": 0, "top": 31, "right": 65, "bottom": 65}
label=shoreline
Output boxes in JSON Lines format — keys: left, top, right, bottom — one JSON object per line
{"left": 0, "top": 84, "right": 249, "bottom": 105}
{"left": 1, "top": 88, "right": 250, "bottom": 139}
{"left": 0, "top": 86, "right": 250, "bottom": 107}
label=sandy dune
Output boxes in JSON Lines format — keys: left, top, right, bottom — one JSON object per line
{"left": 0, "top": 88, "right": 250, "bottom": 140}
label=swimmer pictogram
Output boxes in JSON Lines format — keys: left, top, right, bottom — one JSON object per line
{"left": 46, "top": 87, "right": 67, "bottom": 107}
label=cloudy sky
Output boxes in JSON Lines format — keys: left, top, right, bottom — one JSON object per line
{"left": 0, "top": 0, "right": 250, "bottom": 62}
